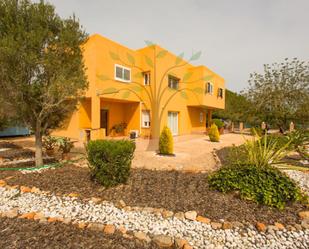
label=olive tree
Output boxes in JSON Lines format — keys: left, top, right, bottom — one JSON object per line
{"left": 0, "top": 0, "right": 88, "bottom": 166}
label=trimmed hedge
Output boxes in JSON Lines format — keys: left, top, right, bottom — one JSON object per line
{"left": 86, "top": 139, "right": 135, "bottom": 187}
{"left": 208, "top": 164, "right": 305, "bottom": 209}
{"left": 209, "top": 124, "right": 220, "bottom": 142}
{"left": 159, "top": 126, "right": 174, "bottom": 155}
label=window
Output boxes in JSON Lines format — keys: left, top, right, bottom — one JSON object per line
{"left": 114, "top": 64, "right": 131, "bottom": 82}
{"left": 218, "top": 88, "right": 224, "bottom": 98}
{"left": 142, "top": 110, "right": 150, "bottom": 128}
{"left": 200, "top": 112, "right": 204, "bottom": 123}
{"left": 143, "top": 72, "right": 150, "bottom": 85}
{"left": 168, "top": 75, "right": 179, "bottom": 90}
{"left": 205, "top": 82, "right": 213, "bottom": 95}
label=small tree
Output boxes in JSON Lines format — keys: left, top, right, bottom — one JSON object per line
{"left": 209, "top": 124, "right": 220, "bottom": 142}
{"left": 244, "top": 58, "right": 309, "bottom": 129}
{"left": 0, "top": 0, "right": 88, "bottom": 166}
{"left": 159, "top": 126, "right": 174, "bottom": 155}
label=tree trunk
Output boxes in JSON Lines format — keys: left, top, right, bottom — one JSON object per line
{"left": 35, "top": 125, "right": 43, "bottom": 167}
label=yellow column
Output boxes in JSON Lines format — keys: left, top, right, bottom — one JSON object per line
{"left": 91, "top": 96, "right": 102, "bottom": 140}
{"left": 207, "top": 109, "right": 212, "bottom": 127}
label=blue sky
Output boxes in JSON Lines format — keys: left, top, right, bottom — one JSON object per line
{"left": 46, "top": 0, "right": 309, "bottom": 92}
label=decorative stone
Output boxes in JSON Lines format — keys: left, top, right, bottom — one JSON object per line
{"left": 31, "top": 187, "right": 41, "bottom": 193}
{"left": 78, "top": 222, "right": 87, "bottom": 229}
{"left": 184, "top": 211, "right": 197, "bottom": 221}
{"left": 20, "top": 186, "right": 32, "bottom": 193}
{"left": 211, "top": 222, "right": 222, "bottom": 230}
{"left": 175, "top": 238, "right": 187, "bottom": 248}
{"left": 103, "top": 224, "right": 116, "bottom": 234}
{"left": 123, "top": 234, "right": 133, "bottom": 239}
{"left": 68, "top": 193, "right": 79, "bottom": 198}
{"left": 222, "top": 222, "right": 233, "bottom": 230}
{"left": 123, "top": 206, "right": 131, "bottom": 211}
{"left": 294, "top": 224, "right": 303, "bottom": 230}
{"left": 117, "top": 199, "right": 126, "bottom": 208}
{"left": 153, "top": 235, "right": 174, "bottom": 248}
{"left": 183, "top": 244, "right": 193, "bottom": 249}
{"left": 0, "top": 180, "right": 7, "bottom": 187}
{"left": 133, "top": 231, "right": 151, "bottom": 243}
{"left": 231, "top": 221, "right": 244, "bottom": 229}
{"left": 174, "top": 212, "right": 185, "bottom": 220}
{"left": 256, "top": 222, "right": 267, "bottom": 232}
{"left": 90, "top": 197, "right": 101, "bottom": 204}
{"left": 39, "top": 218, "right": 48, "bottom": 224}
{"left": 286, "top": 225, "right": 296, "bottom": 231}
{"left": 63, "top": 218, "right": 72, "bottom": 224}
{"left": 4, "top": 209, "right": 18, "bottom": 218}
{"left": 162, "top": 210, "right": 174, "bottom": 219}
{"left": 19, "top": 212, "right": 36, "bottom": 220}
{"left": 196, "top": 215, "right": 211, "bottom": 224}
{"left": 87, "top": 222, "right": 104, "bottom": 231}
{"left": 274, "top": 222, "right": 285, "bottom": 230}
{"left": 301, "top": 219, "right": 309, "bottom": 229}
{"left": 33, "top": 212, "right": 45, "bottom": 220}
{"left": 118, "top": 225, "right": 127, "bottom": 234}
{"left": 48, "top": 217, "right": 58, "bottom": 223}
{"left": 298, "top": 211, "right": 309, "bottom": 219}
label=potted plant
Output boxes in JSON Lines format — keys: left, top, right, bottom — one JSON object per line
{"left": 57, "top": 137, "right": 74, "bottom": 160}
{"left": 110, "top": 122, "right": 127, "bottom": 136}
{"left": 42, "top": 135, "right": 58, "bottom": 156}
{"left": 212, "top": 119, "right": 225, "bottom": 134}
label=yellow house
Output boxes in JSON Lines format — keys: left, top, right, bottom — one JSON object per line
{"left": 54, "top": 34, "right": 225, "bottom": 141}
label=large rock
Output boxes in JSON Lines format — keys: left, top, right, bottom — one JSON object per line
{"left": 4, "top": 209, "right": 18, "bottom": 218}
{"left": 256, "top": 222, "right": 267, "bottom": 232}
{"left": 184, "top": 211, "right": 197, "bottom": 221}
{"left": 298, "top": 211, "right": 309, "bottom": 219}
{"left": 103, "top": 224, "right": 116, "bottom": 234}
{"left": 162, "top": 210, "right": 174, "bottom": 219}
{"left": 133, "top": 231, "right": 151, "bottom": 243}
{"left": 211, "top": 222, "right": 222, "bottom": 229}
{"left": 175, "top": 238, "right": 188, "bottom": 248}
{"left": 20, "top": 186, "right": 31, "bottom": 193}
{"left": 0, "top": 180, "right": 7, "bottom": 187}
{"left": 196, "top": 215, "right": 211, "bottom": 224}
{"left": 153, "top": 235, "right": 174, "bottom": 248}
{"left": 174, "top": 212, "right": 185, "bottom": 220}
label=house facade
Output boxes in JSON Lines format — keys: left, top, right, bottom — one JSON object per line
{"left": 53, "top": 34, "right": 225, "bottom": 141}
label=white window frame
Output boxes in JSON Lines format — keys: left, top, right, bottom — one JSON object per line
{"left": 200, "top": 112, "right": 204, "bottom": 123}
{"left": 114, "top": 64, "right": 131, "bottom": 83}
{"left": 143, "top": 71, "right": 150, "bottom": 86}
{"left": 206, "top": 82, "right": 214, "bottom": 95}
{"left": 142, "top": 110, "right": 151, "bottom": 128}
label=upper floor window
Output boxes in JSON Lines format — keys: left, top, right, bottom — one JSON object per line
{"left": 115, "top": 64, "right": 131, "bottom": 82}
{"left": 168, "top": 75, "right": 179, "bottom": 90}
{"left": 143, "top": 72, "right": 150, "bottom": 85}
{"left": 218, "top": 88, "right": 224, "bottom": 98}
{"left": 205, "top": 82, "right": 213, "bottom": 95}
{"left": 142, "top": 110, "right": 150, "bottom": 128}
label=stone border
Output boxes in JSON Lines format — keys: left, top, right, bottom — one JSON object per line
{"left": 0, "top": 179, "right": 308, "bottom": 232}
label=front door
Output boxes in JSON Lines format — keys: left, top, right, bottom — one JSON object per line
{"left": 100, "top": 109, "right": 109, "bottom": 136}
{"left": 168, "top": 111, "right": 178, "bottom": 136}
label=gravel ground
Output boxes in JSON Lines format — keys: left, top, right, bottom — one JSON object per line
{"left": 0, "top": 165, "right": 306, "bottom": 225}
{"left": 285, "top": 170, "right": 309, "bottom": 196}
{"left": 0, "top": 187, "right": 308, "bottom": 249}
{"left": 0, "top": 217, "right": 160, "bottom": 249}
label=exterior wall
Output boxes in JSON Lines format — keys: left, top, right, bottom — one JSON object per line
{"left": 54, "top": 34, "right": 225, "bottom": 140}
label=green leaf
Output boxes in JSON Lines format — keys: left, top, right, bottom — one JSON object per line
{"left": 97, "top": 74, "right": 110, "bottom": 81}
{"left": 131, "top": 85, "right": 142, "bottom": 92}
{"left": 175, "top": 52, "right": 184, "bottom": 65}
{"left": 203, "top": 75, "right": 214, "bottom": 81}
{"left": 122, "top": 91, "right": 131, "bottom": 99}
{"left": 109, "top": 51, "right": 119, "bottom": 60}
{"left": 182, "top": 72, "right": 193, "bottom": 82}
{"left": 145, "top": 40, "right": 155, "bottom": 48}
{"left": 101, "top": 87, "right": 118, "bottom": 94}
{"left": 156, "top": 50, "right": 167, "bottom": 58}
{"left": 134, "top": 72, "right": 144, "bottom": 79}
{"left": 180, "top": 91, "right": 188, "bottom": 99}
{"left": 126, "top": 53, "right": 135, "bottom": 65}
{"left": 190, "top": 51, "right": 202, "bottom": 61}
{"left": 192, "top": 87, "right": 203, "bottom": 94}
{"left": 145, "top": 56, "right": 154, "bottom": 68}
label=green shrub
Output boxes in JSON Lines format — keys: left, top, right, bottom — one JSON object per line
{"left": 111, "top": 122, "right": 127, "bottom": 134}
{"left": 159, "top": 126, "right": 174, "bottom": 155}
{"left": 209, "top": 124, "right": 220, "bottom": 142}
{"left": 212, "top": 119, "right": 224, "bottom": 129}
{"left": 42, "top": 135, "right": 58, "bottom": 150}
{"left": 86, "top": 139, "right": 135, "bottom": 187}
{"left": 57, "top": 137, "right": 74, "bottom": 154}
{"left": 243, "top": 134, "right": 291, "bottom": 167}
{"left": 208, "top": 164, "right": 305, "bottom": 209}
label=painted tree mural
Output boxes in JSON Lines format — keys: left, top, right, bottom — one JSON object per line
{"left": 96, "top": 41, "right": 213, "bottom": 138}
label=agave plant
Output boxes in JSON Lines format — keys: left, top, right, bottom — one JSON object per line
{"left": 243, "top": 132, "right": 292, "bottom": 167}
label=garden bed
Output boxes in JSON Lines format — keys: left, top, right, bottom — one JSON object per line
{"left": 0, "top": 164, "right": 306, "bottom": 225}
{"left": 0, "top": 217, "right": 160, "bottom": 249}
